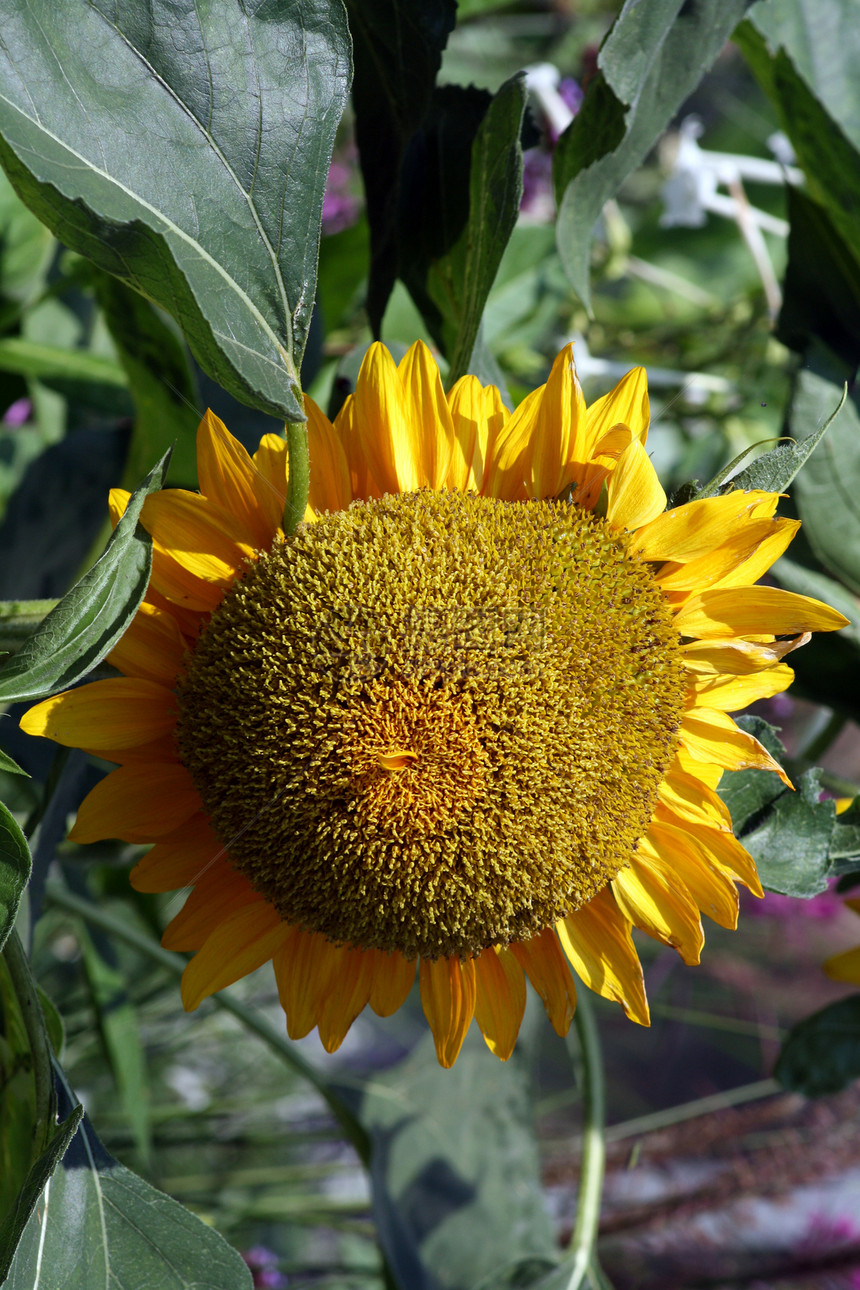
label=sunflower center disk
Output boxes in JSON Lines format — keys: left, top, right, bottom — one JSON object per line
{"left": 176, "top": 491, "right": 686, "bottom": 960}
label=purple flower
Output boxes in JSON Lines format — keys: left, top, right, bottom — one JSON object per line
{"left": 241, "top": 1247, "right": 288, "bottom": 1289}
{"left": 2, "top": 397, "right": 31, "bottom": 427}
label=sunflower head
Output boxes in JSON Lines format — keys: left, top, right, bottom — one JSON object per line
{"left": 21, "top": 341, "right": 848, "bottom": 1066}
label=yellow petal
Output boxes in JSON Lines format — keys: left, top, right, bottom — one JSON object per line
{"left": 367, "top": 950, "right": 417, "bottom": 1017}
{"left": 334, "top": 394, "right": 380, "bottom": 502}
{"left": 605, "top": 439, "right": 666, "bottom": 531}
{"left": 691, "top": 664, "right": 794, "bottom": 712}
{"left": 629, "top": 490, "right": 780, "bottom": 562}
{"left": 252, "top": 433, "right": 289, "bottom": 535}
{"left": 576, "top": 425, "right": 633, "bottom": 510}
{"left": 557, "top": 888, "right": 650, "bottom": 1025}
{"left": 680, "top": 706, "right": 791, "bottom": 787}
{"left": 473, "top": 946, "right": 527, "bottom": 1061}
{"left": 197, "top": 409, "right": 276, "bottom": 549}
{"left": 142, "top": 490, "right": 254, "bottom": 590}
{"left": 674, "top": 586, "right": 849, "bottom": 639}
{"left": 491, "top": 345, "right": 588, "bottom": 499}
{"left": 584, "top": 366, "right": 650, "bottom": 447}
{"left": 672, "top": 744, "right": 724, "bottom": 790}
{"left": 655, "top": 519, "right": 799, "bottom": 592}
{"left": 397, "top": 341, "right": 454, "bottom": 489}
{"left": 130, "top": 814, "right": 225, "bottom": 893}
{"left": 419, "top": 956, "right": 477, "bottom": 1068}
{"left": 107, "top": 601, "right": 188, "bottom": 686}
{"left": 70, "top": 762, "right": 200, "bottom": 844}
{"left": 181, "top": 901, "right": 289, "bottom": 1010}
{"left": 612, "top": 854, "right": 704, "bottom": 964}
{"left": 682, "top": 637, "right": 807, "bottom": 676}
{"left": 486, "top": 386, "right": 540, "bottom": 499}
{"left": 639, "top": 828, "right": 739, "bottom": 929}
{"left": 658, "top": 765, "right": 732, "bottom": 830}
{"left": 273, "top": 927, "right": 339, "bottom": 1040}
{"left": 353, "top": 342, "right": 421, "bottom": 493}
{"left": 21, "top": 679, "right": 176, "bottom": 751}
{"left": 162, "top": 860, "right": 259, "bottom": 951}
{"left": 510, "top": 926, "right": 577, "bottom": 1037}
{"left": 447, "top": 375, "right": 508, "bottom": 493}
{"left": 824, "top": 946, "right": 860, "bottom": 984}
{"left": 654, "top": 812, "right": 763, "bottom": 896}
{"left": 304, "top": 395, "right": 353, "bottom": 513}
{"left": 317, "top": 947, "right": 376, "bottom": 1053}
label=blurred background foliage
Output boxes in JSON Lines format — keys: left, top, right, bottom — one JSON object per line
{"left": 3, "top": 0, "right": 860, "bottom": 1288}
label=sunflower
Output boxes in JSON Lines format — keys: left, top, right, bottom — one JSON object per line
{"left": 21, "top": 343, "right": 847, "bottom": 1067}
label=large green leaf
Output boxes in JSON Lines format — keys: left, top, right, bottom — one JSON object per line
{"left": 784, "top": 350, "right": 860, "bottom": 595}
{"left": 0, "top": 803, "right": 31, "bottom": 954}
{"left": 777, "top": 186, "right": 860, "bottom": 366}
{"left": 345, "top": 0, "right": 457, "bottom": 333}
{"left": 0, "top": 450, "right": 169, "bottom": 704}
{"left": 718, "top": 717, "right": 835, "bottom": 898}
{"left": 399, "top": 77, "right": 527, "bottom": 387}
{"left": 3, "top": 1074, "right": 253, "bottom": 1290}
{"left": 553, "top": 0, "right": 748, "bottom": 309}
{"left": 0, "top": 0, "right": 351, "bottom": 424}
{"left": 339, "top": 1029, "right": 556, "bottom": 1290}
{"left": 772, "top": 557, "right": 860, "bottom": 721}
{"left": 776, "top": 996, "right": 860, "bottom": 1097}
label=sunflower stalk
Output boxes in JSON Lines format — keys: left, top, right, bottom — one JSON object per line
{"left": 283, "top": 419, "right": 310, "bottom": 535}
{"left": 564, "top": 988, "right": 606, "bottom": 1290}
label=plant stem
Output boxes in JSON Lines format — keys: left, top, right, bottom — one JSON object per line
{"left": 3, "top": 929, "right": 56, "bottom": 1152}
{"left": 564, "top": 989, "right": 605, "bottom": 1290}
{"left": 43, "top": 880, "right": 373, "bottom": 1166}
{"left": 283, "top": 419, "right": 310, "bottom": 535}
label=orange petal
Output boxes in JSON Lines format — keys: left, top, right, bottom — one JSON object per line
{"left": 70, "top": 762, "right": 200, "bottom": 844}
{"left": 557, "top": 888, "right": 650, "bottom": 1025}
{"left": 397, "top": 341, "right": 454, "bottom": 489}
{"left": 317, "top": 947, "right": 376, "bottom": 1053}
{"left": 612, "top": 854, "right": 704, "bottom": 965}
{"left": 628, "top": 491, "right": 780, "bottom": 561}
{"left": 161, "top": 859, "right": 259, "bottom": 951}
{"left": 419, "top": 956, "right": 477, "bottom": 1068}
{"left": 680, "top": 707, "right": 791, "bottom": 787}
{"left": 21, "top": 679, "right": 176, "bottom": 751}
{"left": 273, "top": 927, "right": 342, "bottom": 1041}
{"left": 367, "top": 949, "right": 417, "bottom": 1017}
{"left": 197, "top": 409, "right": 278, "bottom": 549}
{"left": 181, "top": 900, "right": 289, "bottom": 1010}
{"left": 510, "top": 927, "right": 576, "bottom": 1036}
{"left": 605, "top": 439, "right": 666, "bottom": 531}
{"left": 674, "top": 586, "right": 849, "bottom": 639}
{"left": 107, "top": 601, "right": 188, "bottom": 686}
{"left": 130, "top": 813, "right": 226, "bottom": 892}
{"left": 473, "top": 946, "right": 527, "bottom": 1061}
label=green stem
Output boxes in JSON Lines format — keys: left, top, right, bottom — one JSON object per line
{"left": 283, "top": 420, "right": 310, "bottom": 536}
{"left": 3, "top": 929, "right": 56, "bottom": 1152}
{"left": 820, "top": 769, "right": 860, "bottom": 799}
{"left": 0, "top": 599, "right": 58, "bottom": 656}
{"left": 564, "top": 989, "right": 606, "bottom": 1290}
{"left": 603, "top": 1076, "right": 778, "bottom": 1144}
{"left": 43, "top": 880, "right": 372, "bottom": 1166}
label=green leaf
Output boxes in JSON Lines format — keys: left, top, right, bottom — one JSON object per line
{"left": 775, "top": 996, "right": 860, "bottom": 1097}
{"left": 3, "top": 1073, "right": 253, "bottom": 1290}
{"left": 35, "top": 986, "right": 64, "bottom": 1059}
{"left": 777, "top": 185, "right": 860, "bottom": 366}
{"left": 553, "top": 0, "right": 749, "bottom": 309}
{"left": 0, "top": 1104, "right": 83, "bottom": 1284}
{"left": 0, "top": 803, "right": 31, "bottom": 954}
{"left": 718, "top": 717, "right": 834, "bottom": 897}
{"left": 0, "top": 338, "right": 126, "bottom": 388}
{"left": 785, "top": 349, "right": 860, "bottom": 595}
{"left": 345, "top": 0, "right": 457, "bottom": 333}
{"left": 0, "top": 449, "right": 169, "bottom": 704}
{"left": 0, "top": 749, "right": 27, "bottom": 778}
{"left": 338, "top": 1029, "right": 556, "bottom": 1290}
{"left": 0, "top": 167, "right": 54, "bottom": 310}
{"left": 828, "top": 798, "right": 860, "bottom": 873}
{"left": 736, "top": 14, "right": 860, "bottom": 265}
{"left": 0, "top": 0, "right": 352, "bottom": 423}
{"left": 79, "top": 926, "right": 151, "bottom": 1165}
{"left": 706, "top": 381, "right": 846, "bottom": 496}
{"left": 406, "top": 75, "right": 527, "bottom": 386}
{"left": 86, "top": 267, "right": 201, "bottom": 488}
